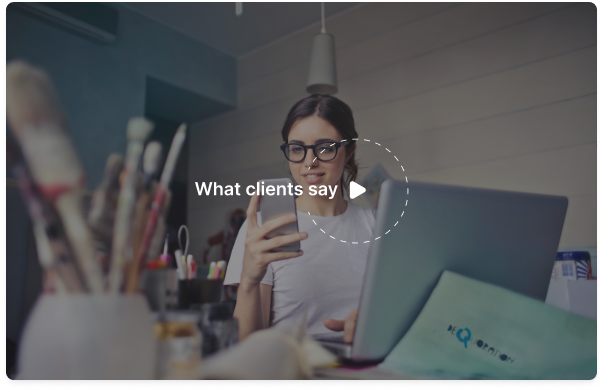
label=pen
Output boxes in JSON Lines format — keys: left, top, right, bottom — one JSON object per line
{"left": 207, "top": 261, "right": 216, "bottom": 279}
{"left": 174, "top": 249, "right": 186, "bottom": 280}
{"left": 178, "top": 225, "right": 190, "bottom": 258}
{"left": 218, "top": 260, "right": 227, "bottom": 279}
{"left": 159, "top": 235, "right": 170, "bottom": 267}
{"left": 211, "top": 262, "right": 221, "bottom": 280}
{"left": 187, "top": 254, "right": 196, "bottom": 279}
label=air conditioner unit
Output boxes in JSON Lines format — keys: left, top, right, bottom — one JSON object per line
{"left": 12, "top": 2, "right": 119, "bottom": 43}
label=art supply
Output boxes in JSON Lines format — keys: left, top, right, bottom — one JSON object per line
{"left": 125, "top": 124, "right": 187, "bottom": 293}
{"left": 211, "top": 265, "right": 221, "bottom": 280}
{"left": 207, "top": 262, "right": 216, "bottom": 279}
{"left": 174, "top": 250, "right": 186, "bottom": 280}
{"left": 211, "top": 262, "right": 222, "bottom": 280}
{"left": 88, "top": 154, "right": 125, "bottom": 258}
{"left": 218, "top": 261, "right": 227, "bottom": 279}
{"left": 178, "top": 225, "right": 190, "bottom": 258}
{"left": 187, "top": 255, "right": 196, "bottom": 279}
{"left": 175, "top": 229, "right": 194, "bottom": 277}
{"left": 129, "top": 142, "right": 163, "bottom": 273}
{"left": 144, "top": 190, "right": 173, "bottom": 264}
{"left": 142, "top": 141, "right": 162, "bottom": 188}
{"left": 6, "top": 61, "right": 104, "bottom": 292}
{"left": 14, "top": 165, "right": 85, "bottom": 293}
{"left": 214, "top": 260, "right": 226, "bottom": 279}
{"left": 108, "top": 117, "right": 153, "bottom": 293}
{"left": 159, "top": 235, "right": 171, "bottom": 266}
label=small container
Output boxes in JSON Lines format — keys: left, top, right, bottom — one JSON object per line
{"left": 154, "top": 311, "right": 202, "bottom": 380}
{"left": 18, "top": 294, "right": 156, "bottom": 379}
{"left": 552, "top": 251, "right": 592, "bottom": 280}
{"left": 178, "top": 278, "right": 223, "bottom": 309}
{"left": 141, "top": 269, "right": 179, "bottom": 311}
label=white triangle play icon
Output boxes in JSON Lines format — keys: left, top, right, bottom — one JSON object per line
{"left": 349, "top": 181, "right": 366, "bottom": 200}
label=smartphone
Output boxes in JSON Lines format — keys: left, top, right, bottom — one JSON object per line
{"left": 258, "top": 178, "right": 300, "bottom": 252}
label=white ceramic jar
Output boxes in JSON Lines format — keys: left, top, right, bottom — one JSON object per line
{"left": 18, "top": 294, "right": 156, "bottom": 379}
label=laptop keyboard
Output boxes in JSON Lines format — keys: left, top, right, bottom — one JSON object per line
{"left": 313, "top": 333, "right": 345, "bottom": 343}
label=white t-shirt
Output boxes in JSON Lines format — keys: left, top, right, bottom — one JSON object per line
{"left": 224, "top": 202, "right": 376, "bottom": 335}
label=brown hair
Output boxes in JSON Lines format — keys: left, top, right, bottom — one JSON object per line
{"left": 281, "top": 94, "right": 358, "bottom": 198}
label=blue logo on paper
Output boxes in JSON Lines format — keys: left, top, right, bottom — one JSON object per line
{"left": 456, "top": 327, "right": 471, "bottom": 348}
{"left": 447, "top": 324, "right": 514, "bottom": 363}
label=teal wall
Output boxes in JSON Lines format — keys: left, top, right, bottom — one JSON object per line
{"left": 6, "top": 3, "right": 237, "bottom": 344}
{"left": 6, "top": 3, "right": 236, "bottom": 187}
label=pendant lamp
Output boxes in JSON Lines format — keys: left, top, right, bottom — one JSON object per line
{"left": 306, "top": 3, "right": 338, "bottom": 95}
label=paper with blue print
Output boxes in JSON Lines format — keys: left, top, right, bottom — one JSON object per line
{"left": 380, "top": 271, "right": 596, "bottom": 379}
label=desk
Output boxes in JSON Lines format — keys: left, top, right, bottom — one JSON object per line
{"left": 312, "top": 365, "right": 416, "bottom": 380}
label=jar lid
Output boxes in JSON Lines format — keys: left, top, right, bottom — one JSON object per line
{"left": 556, "top": 251, "right": 591, "bottom": 261}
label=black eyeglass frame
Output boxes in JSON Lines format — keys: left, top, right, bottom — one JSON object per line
{"left": 280, "top": 140, "right": 351, "bottom": 163}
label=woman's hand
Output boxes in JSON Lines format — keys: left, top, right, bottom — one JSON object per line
{"left": 240, "top": 193, "right": 308, "bottom": 287}
{"left": 323, "top": 309, "right": 359, "bottom": 343}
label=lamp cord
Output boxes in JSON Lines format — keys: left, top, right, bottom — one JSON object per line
{"left": 321, "top": 2, "right": 326, "bottom": 33}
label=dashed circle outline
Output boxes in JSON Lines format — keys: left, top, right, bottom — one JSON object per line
{"left": 306, "top": 138, "right": 408, "bottom": 244}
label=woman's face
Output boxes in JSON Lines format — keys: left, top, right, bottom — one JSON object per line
{"left": 286, "top": 115, "right": 349, "bottom": 196}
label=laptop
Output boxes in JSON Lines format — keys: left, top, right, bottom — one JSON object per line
{"left": 316, "top": 180, "right": 568, "bottom": 363}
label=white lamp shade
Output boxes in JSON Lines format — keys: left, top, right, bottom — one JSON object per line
{"left": 306, "top": 32, "right": 338, "bottom": 95}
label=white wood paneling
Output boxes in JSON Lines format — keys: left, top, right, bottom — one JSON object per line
{"left": 559, "top": 193, "right": 597, "bottom": 247}
{"left": 336, "top": 2, "right": 573, "bottom": 81}
{"left": 354, "top": 94, "right": 596, "bottom": 177}
{"left": 201, "top": 4, "right": 594, "bottom": 155}
{"left": 238, "top": 3, "right": 580, "bottom": 113}
{"left": 238, "top": 2, "right": 456, "bottom": 84}
{"left": 411, "top": 143, "right": 596, "bottom": 197}
{"left": 188, "top": 3, "right": 596, "bottom": 250}
{"left": 194, "top": 47, "right": 595, "bottom": 178}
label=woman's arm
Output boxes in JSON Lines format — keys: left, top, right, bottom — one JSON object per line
{"left": 233, "top": 282, "right": 272, "bottom": 340}
{"left": 233, "top": 193, "right": 306, "bottom": 340}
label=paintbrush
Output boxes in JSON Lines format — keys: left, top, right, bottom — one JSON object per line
{"left": 7, "top": 139, "right": 85, "bottom": 293}
{"left": 145, "top": 188, "right": 172, "bottom": 263}
{"left": 88, "top": 154, "right": 124, "bottom": 255}
{"left": 129, "top": 142, "right": 162, "bottom": 267}
{"left": 107, "top": 118, "right": 153, "bottom": 293}
{"left": 125, "top": 124, "right": 186, "bottom": 292}
{"left": 6, "top": 61, "right": 104, "bottom": 293}
{"left": 142, "top": 141, "right": 162, "bottom": 189}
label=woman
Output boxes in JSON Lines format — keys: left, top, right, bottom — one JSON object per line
{"left": 224, "top": 94, "right": 375, "bottom": 343}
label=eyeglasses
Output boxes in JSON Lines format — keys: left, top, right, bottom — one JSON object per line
{"left": 280, "top": 141, "right": 350, "bottom": 163}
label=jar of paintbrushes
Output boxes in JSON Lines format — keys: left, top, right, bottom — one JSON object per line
{"left": 7, "top": 61, "right": 189, "bottom": 379}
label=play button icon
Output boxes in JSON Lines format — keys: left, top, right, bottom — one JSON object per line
{"left": 349, "top": 181, "right": 366, "bottom": 200}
